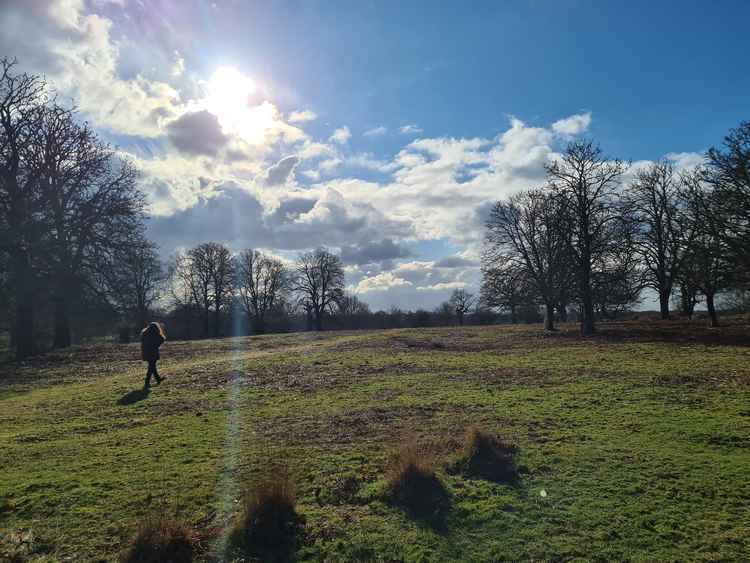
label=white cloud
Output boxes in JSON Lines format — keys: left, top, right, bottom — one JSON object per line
{"left": 400, "top": 124, "right": 423, "bottom": 134}
{"left": 330, "top": 126, "right": 351, "bottom": 144}
{"left": 666, "top": 151, "right": 705, "bottom": 171}
{"left": 552, "top": 112, "right": 592, "bottom": 136}
{"left": 364, "top": 126, "right": 387, "bottom": 137}
{"left": 351, "top": 272, "right": 413, "bottom": 293}
{"left": 288, "top": 110, "right": 318, "bottom": 123}
{"left": 417, "top": 281, "right": 467, "bottom": 292}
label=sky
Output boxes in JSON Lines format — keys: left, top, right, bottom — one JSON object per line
{"left": 2, "top": 0, "right": 749, "bottom": 311}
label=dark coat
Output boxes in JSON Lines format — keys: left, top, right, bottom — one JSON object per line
{"left": 141, "top": 329, "right": 165, "bottom": 362}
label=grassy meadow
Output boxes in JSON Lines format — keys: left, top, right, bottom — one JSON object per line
{"left": 1, "top": 320, "right": 749, "bottom": 561}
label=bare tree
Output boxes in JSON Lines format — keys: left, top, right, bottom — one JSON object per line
{"left": 0, "top": 59, "right": 47, "bottom": 359}
{"left": 448, "top": 288, "right": 476, "bottom": 326}
{"left": 626, "top": 160, "right": 689, "bottom": 319}
{"left": 480, "top": 259, "right": 532, "bottom": 324}
{"left": 485, "top": 188, "right": 572, "bottom": 330}
{"left": 29, "top": 105, "right": 144, "bottom": 348}
{"left": 172, "top": 242, "right": 233, "bottom": 337}
{"left": 236, "top": 249, "right": 287, "bottom": 334}
{"left": 108, "top": 236, "right": 165, "bottom": 332}
{"left": 680, "top": 171, "right": 732, "bottom": 327}
{"left": 704, "top": 121, "right": 750, "bottom": 281}
{"left": 291, "top": 248, "right": 344, "bottom": 331}
{"left": 546, "top": 140, "right": 627, "bottom": 335}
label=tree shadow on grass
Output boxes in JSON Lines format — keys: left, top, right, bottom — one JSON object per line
{"left": 117, "top": 387, "right": 150, "bottom": 405}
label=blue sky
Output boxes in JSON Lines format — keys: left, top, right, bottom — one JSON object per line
{"left": 2, "top": 0, "right": 748, "bottom": 310}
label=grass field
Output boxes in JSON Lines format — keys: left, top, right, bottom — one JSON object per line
{"left": 1, "top": 320, "right": 750, "bottom": 561}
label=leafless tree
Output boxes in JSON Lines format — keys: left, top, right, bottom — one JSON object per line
{"left": 480, "top": 258, "right": 532, "bottom": 324}
{"left": 704, "top": 121, "right": 750, "bottom": 281}
{"left": 448, "top": 288, "right": 476, "bottom": 326}
{"left": 337, "top": 292, "right": 371, "bottom": 316}
{"left": 679, "top": 170, "right": 732, "bottom": 327}
{"left": 172, "top": 242, "right": 234, "bottom": 337}
{"left": 28, "top": 104, "right": 144, "bottom": 348}
{"left": 291, "top": 248, "right": 344, "bottom": 331}
{"left": 107, "top": 236, "right": 165, "bottom": 332}
{"left": 485, "top": 188, "right": 573, "bottom": 330}
{"left": 625, "top": 160, "right": 690, "bottom": 319}
{"left": 0, "top": 59, "right": 47, "bottom": 359}
{"left": 546, "top": 140, "right": 627, "bottom": 335}
{"left": 236, "top": 249, "right": 287, "bottom": 334}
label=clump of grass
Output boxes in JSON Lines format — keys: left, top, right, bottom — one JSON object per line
{"left": 386, "top": 439, "right": 449, "bottom": 523}
{"left": 120, "top": 516, "right": 195, "bottom": 563}
{"left": 229, "top": 472, "right": 302, "bottom": 558}
{"left": 454, "top": 426, "right": 518, "bottom": 483}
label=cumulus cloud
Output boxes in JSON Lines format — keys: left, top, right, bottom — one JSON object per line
{"left": 261, "top": 156, "right": 300, "bottom": 186}
{"left": 351, "top": 272, "right": 413, "bottom": 293}
{"left": 552, "top": 112, "right": 592, "bottom": 136}
{"left": 288, "top": 110, "right": 318, "bottom": 123}
{"left": 329, "top": 126, "right": 351, "bottom": 144}
{"left": 400, "top": 124, "right": 423, "bottom": 134}
{"left": 364, "top": 126, "right": 388, "bottom": 137}
{"left": 166, "top": 110, "right": 229, "bottom": 155}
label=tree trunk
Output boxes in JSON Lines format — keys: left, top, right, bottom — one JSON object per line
{"left": 203, "top": 309, "right": 210, "bottom": 338}
{"left": 580, "top": 276, "right": 595, "bottom": 335}
{"left": 659, "top": 290, "right": 670, "bottom": 320}
{"left": 214, "top": 307, "right": 221, "bottom": 337}
{"left": 12, "top": 251, "right": 35, "bottom": 360}
{"left": 53, "top": 294, "right": 72, "bottom": 349}
{"left": 315, "top": 311, "right": 323, "bottom": 331}
{"left": 544, "top": 302, "right": 555, "bottom": 331}
{"left": 254, "top": 316, "right": 266, "bottom": 335}
{"left": 558, "top": 302, "right": 568, "bottom": 323}
{"left": 509, "top": 305, "right": 518, "bottom": 324}
{"left": 305, "top": 310, "right": 313, "bottom": 331}
{"left": 457, "top": 312, "right": 464, "bottom": 326}
{"left": 706, "top": 292, "right": 719, "bottom": 327}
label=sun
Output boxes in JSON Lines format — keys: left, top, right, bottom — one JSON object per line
{"left": 203, "top": 66, "right": 275, "bottom": 144}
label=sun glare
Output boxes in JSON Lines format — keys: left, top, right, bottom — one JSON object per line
{"left": 204, "top": 65, "right": 274, "bottom": 144}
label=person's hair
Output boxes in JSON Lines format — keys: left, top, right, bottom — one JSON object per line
{"left": 141, "top": 322, "right": 167, "bottom": 340}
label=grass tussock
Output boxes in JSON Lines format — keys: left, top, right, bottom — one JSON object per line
{"left": 386, "top": 438, "right": 449, "bottom": 523}
{"left": 229, "top": 471, "right": 302, "bottom": 559}
{"left": 120, "top": 516, "right": 196, "bottom": 563}
{"left": 455, "top": 426, "right": 518, "bottom": 483}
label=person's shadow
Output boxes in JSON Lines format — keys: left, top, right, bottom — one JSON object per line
{"left": 117, "top": 387, "right": 150, "bottom": 405}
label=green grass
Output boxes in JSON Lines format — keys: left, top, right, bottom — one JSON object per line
{"left": 1, "top": 320, "right": 750, "bottom": 561}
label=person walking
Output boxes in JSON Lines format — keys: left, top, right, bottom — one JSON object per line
{"left": 140, "top": 322, "right": 166, "bottom": 388}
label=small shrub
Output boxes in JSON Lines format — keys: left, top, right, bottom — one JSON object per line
{"left": 455, "top": 426, "right": 518, "bottom": 483}
{"left": 230, "top": 472, "right": 302, "bottom": 558}
{"left": 120, "top": 516, "right": 195, "bottom": 563}
{"left": 386, "top": 439, "right": 449, "bottom": 522}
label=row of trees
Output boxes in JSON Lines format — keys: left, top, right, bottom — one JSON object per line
{"left": 482, "top": 124, "right": 750, "bottom": 334}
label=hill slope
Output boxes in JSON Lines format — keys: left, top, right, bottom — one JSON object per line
{"left": 2, "top": 321, "right": 750, "bottom": 561}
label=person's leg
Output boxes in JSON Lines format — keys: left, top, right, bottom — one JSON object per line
{"left": 144, "top": 361, "right": 155, "bottom": 388}
{"left": 153, "top": 360, "right": 162, "bottom": 384}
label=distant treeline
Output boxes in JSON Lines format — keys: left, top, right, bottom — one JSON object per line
{"left": 1, "top": 59, "right": 749, "bottom": 360}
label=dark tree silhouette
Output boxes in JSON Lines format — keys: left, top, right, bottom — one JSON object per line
{"left": 546, "top": 140, "right": 627, "bottom": 335}
{"left": 0, "top": 59, "right": 47, "bottom": 359}
{"left": 107, "top": 236, "right": 165, "bottom": 332}
{"left": 448, "top": 288, "right": 476, "bottom": 326}
{"left": 480, "top": 259, "right": 532, "bottom": 324}
{"left": 704, "top": 121, "right": 750, "bottom": 281}
{"left": 172, "top": 242, "right": 233, "bottom": 337}
{"left": 236, "top": 249, "right": 287, "bottom": 334}
{"left": 680, "top": 170, "right": 732, "bottom": 327}
{"left": 292, "top": 248, "right": 344, "bottom": 331}
{"left": 30, "top": 105, "right": 143, "bottom": 348}
{"left": 626, "top": 161, "right": 691, "bottom": 319}
{"left": 485, "top": 188, "right": 573, "bottom": 331}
